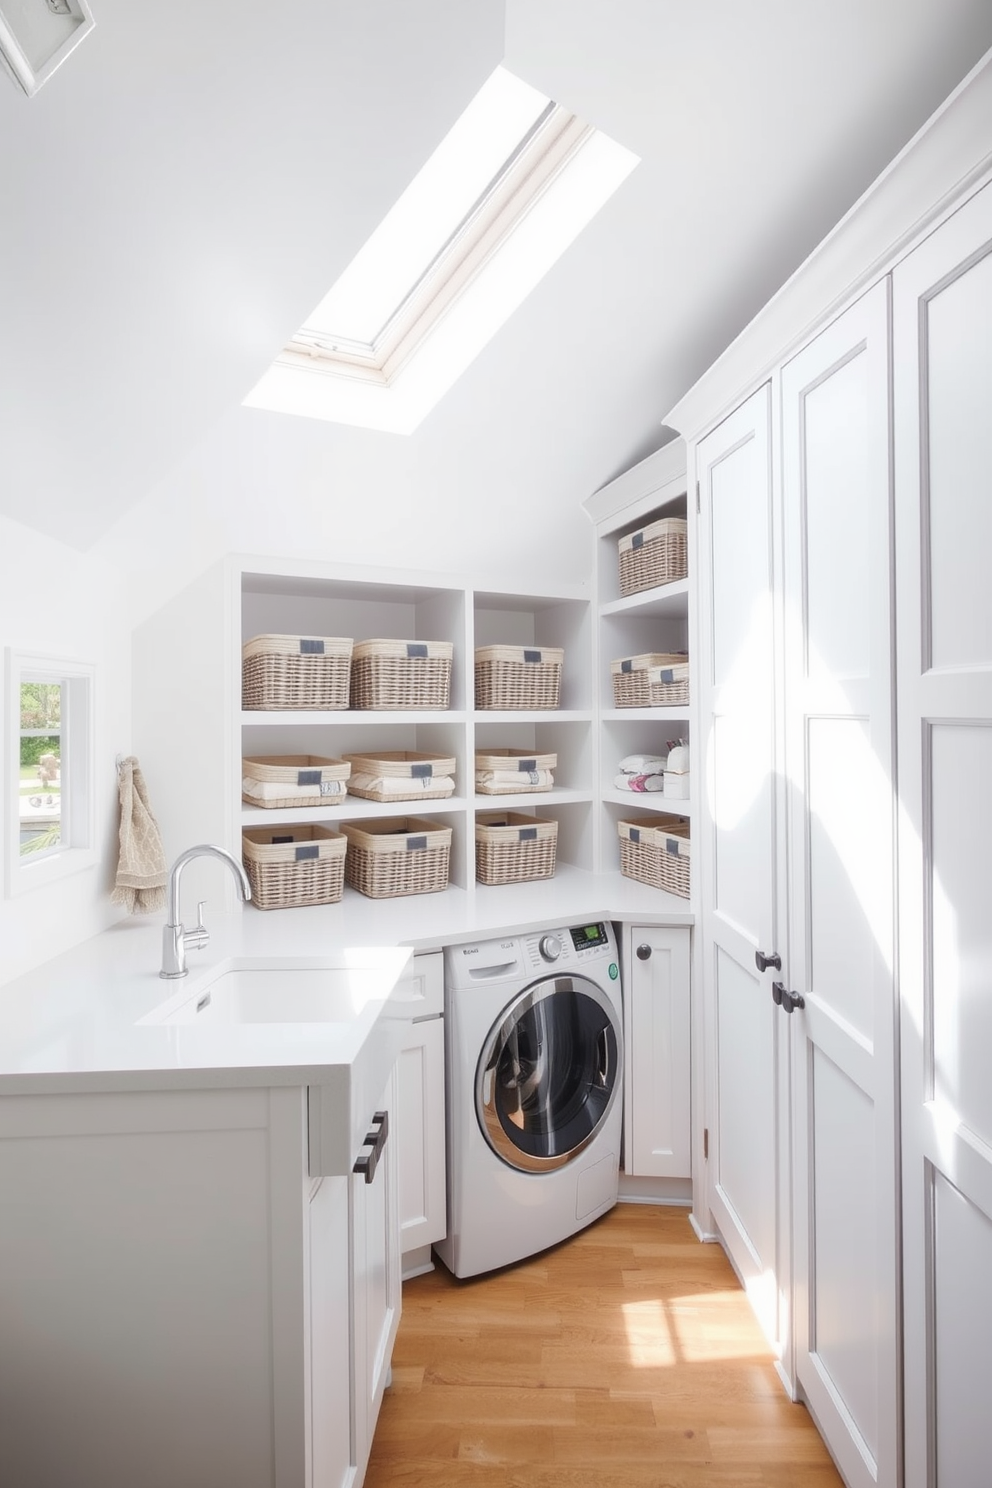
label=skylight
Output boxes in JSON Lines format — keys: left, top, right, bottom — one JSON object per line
{"left": 244, "top": 67, "right": 639, "bottom": 435}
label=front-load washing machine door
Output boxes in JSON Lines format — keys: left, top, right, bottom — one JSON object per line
{"left": 476, "top": 974, "right": 622, "bottom": 1173}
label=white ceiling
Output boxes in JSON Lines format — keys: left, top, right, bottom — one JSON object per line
{"left": 2, "top": 0, "right": 991, "bottom": 568}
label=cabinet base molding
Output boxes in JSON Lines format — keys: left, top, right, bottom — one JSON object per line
{"left": 617, "top": 1174, "right": 692, "bottom": 1206}
{"left": 401, "top": 1243, "right": 436, "bottom": 1281}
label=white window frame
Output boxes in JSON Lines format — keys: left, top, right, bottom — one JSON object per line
{"left": 4, "top": 649, "right": 96, "bottom": 897}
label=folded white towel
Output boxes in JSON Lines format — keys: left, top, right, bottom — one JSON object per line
{"left": 618, "top": 753, "right": 668, "bottom": 774}
{"left": 614, "top": 772, "right": 666, "bottom": 792}
{"left": 242, "top": 777, "right": 344, "bottom": 801}
{"left": 348, "top": 773, "right": 454, "bottom": 796}
{"left": 476, "top": 769, "right": 554, "bottom": 789}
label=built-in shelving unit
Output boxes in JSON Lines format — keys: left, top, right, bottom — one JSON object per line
{"left": 132, "top": 468, "right": 694, "bottom": 921}
{"left": 583, "top": 439, "right": 694, "bottom": 902}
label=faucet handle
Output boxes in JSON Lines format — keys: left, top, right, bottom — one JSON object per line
{"left": 185, "top": 900, "right": 210, "bottom": 953}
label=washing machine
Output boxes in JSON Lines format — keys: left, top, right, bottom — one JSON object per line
{"left": 434, "top": 921, "right": 623, "bottom": 1279}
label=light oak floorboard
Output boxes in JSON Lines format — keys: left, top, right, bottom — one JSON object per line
{"left": 366, "top": 1204, "right": 843, "bottom": 1487}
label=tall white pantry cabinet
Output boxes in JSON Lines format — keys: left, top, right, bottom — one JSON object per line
{"left": 668, "top": 48, "right": 992, "bottom": 1488}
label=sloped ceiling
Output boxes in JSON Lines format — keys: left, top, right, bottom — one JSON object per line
{"left": 2, "top": 0, "right": 992, "bottom": 558}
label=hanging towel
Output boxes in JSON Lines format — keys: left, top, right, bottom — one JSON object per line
{"left": 111, "top": 757, "right": 168, "bottom": 914}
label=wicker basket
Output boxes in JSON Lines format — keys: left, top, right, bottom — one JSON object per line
{"left": 342, "top": 751, "right": 456, "bottom": 802}
{"left": 618, "top": 517, "right": 688, "bottom": 597}
{"left": 617, "top": 816, "right": 690, "bottom": 898}
{"left": 475, "top": 811, "right": 558, "bottom": 884}
{"left": 475, "top": 645, "right": 564, "bottom": 710}
{"left": 350, "top": 639, "right": 453, "bottom": 710}
{"left": 611, "top": 653, "right": 689, "bottom": 707}
{"left": 242, "top": 755, "right": 351, "bottom": 810}
{"left": 475, "top": 748, "right": 557, "bottom": 795}
{"left": 242, "top": 635, "right": 352, "bottom": 710}
{"left": 340, "top": 817, "right": 452, "bottom": 898}
{"left": 242, "top": 825, "right": 347, "bottom": 910}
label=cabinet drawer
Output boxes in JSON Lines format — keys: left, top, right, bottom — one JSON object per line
{"left": 393, "top": 950, "right": 444, "bottom": 1019}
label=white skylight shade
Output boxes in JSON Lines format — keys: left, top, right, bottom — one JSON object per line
{"left": 306, "top": 69, "right": 552, "bottom": 347}
{"left": 244, "top": 67, "right": 640, "bottom": 434}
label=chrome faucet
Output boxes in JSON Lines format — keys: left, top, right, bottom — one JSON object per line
{"left": 160, "top": 844, "right": 252, "bottom": 979}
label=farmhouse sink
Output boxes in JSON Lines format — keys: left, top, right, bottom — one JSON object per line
{"left": 139, "top": 957, "right": 398, "bottom": 1027}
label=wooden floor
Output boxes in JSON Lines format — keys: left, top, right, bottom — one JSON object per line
{"left": 365, "top": 1203, "right": 844, "bottom": 1488}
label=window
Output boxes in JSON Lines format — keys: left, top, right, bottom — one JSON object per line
{"left": 5, "top": 650, "right": 95, "bottom": 895}
{"left": 244, "top": 66, "right": 639, "bottom": 434}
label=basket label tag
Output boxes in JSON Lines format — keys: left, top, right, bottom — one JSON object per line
{"left": 523, "top": 649, "right": 542, "bottom": 663}
{"left": 517, "top": 759, "right": 536, "bottom": 771}
{"left": 631, "top": 531, "right": 644, "bottom": 549}
{"left": 621, "top": 659, "right": 633, "bottom": 673}
{"left": 518, "top": 827, "right": 537, "bottom": 841}
{"left": 660, "top": 669, "right": 674, "bottom": 683}
{"left": 666, "top": 839, "right": 681, "bottom": 855}
{"left": 406, "top": 643, "right": 429, "bottom": 658}
{"left": 298, "top": 770, "right": 321, "bottom": 786}
{"left": 299, "top": 638, "right": 325, "bottom": 654}
{"left": 411, "top": 763, "right": 433, "bottom": 778}
{"left": 273, "top": 835, "right": 294, "bottom": 844}
{"left": 406, "top": 835, "right": 427, "bottom": 851}
{"left": 295, "top": 844, "right": 319, "bottom": 861}
{"left": 629, "top": 827, "right": 641, "bottom": 843}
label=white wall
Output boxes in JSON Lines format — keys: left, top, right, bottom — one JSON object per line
{"left": 0, "top": 516, "right": 131, "bottom": 985}
{"left": 92, "top": 398, "right": 600, "bottom": 630}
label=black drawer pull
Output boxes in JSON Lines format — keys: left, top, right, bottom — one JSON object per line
{"left": 353, "top": 1109, "right": 389, "bottom": 1185}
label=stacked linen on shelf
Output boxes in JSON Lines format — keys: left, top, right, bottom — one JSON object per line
{"left": 347, "top": 771, "right": 455, "bottom": 799}
{"left": 614, "top": 752, "right": 668, "bottom": 793}
{"left": 476, "top": 767, "right": 554, "bottom": 793}
{"left": 243, "top": 776, "right": 347, "bottom": 804}
{"left": 663, "top": 743, "right": 690, "bottom": 800}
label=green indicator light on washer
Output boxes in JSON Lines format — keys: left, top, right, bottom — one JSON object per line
{"left": 608, "top": 963, "right": 619, "bottom": 980}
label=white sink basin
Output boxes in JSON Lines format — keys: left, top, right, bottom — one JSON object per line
{"left": 141, "top": 961, "right": 392, "bottom": 1026}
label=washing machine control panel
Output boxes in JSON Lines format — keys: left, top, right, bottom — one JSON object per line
{"left": 568, "top": 922, "right": 609, "bottom": 953}
{"left": 539, "top": 934, "right": 562, "bottom": 962}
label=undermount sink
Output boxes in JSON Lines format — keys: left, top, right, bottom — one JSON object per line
{"left": 140, "top": 960, "right": 394, "bottom": 1027}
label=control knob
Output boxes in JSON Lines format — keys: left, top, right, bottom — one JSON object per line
{"left": 539, "top": 934, "right": 562, "bottom": 963}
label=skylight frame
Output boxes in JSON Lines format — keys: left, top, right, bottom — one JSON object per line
{"left": 244, "top": 68, "right": 640, "bottom": 433}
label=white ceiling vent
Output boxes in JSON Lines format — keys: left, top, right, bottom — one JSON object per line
{"left": 0, "top": 0, "right": 94, "bottom": 96}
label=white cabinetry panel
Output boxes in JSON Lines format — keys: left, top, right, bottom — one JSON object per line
{"left": 932, "top": 1172, "right": 992, "bottom": 1488}
{"left": 925, "top": 247, "right": 992, "bottom": 671}
{"left": 623, "top": 924, "right": 690, "bottom": 1179}
{"left": 930, "top": 723, "right": 992, "bottom": 1155}
{"left": 784, "top": 282, "right": 897, "bottom": 1488}
{"left": 809, "top": 1048, "right": 878, "bottom": 1459}
{"left": 896, "top": 175, "right": 992, "bottom": 1488}
{"left": 807, "top": 715, "right": 878, "bottom": 1045}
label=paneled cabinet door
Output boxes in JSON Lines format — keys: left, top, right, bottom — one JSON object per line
{"left": 895, "top": 178, "right": 992, "bottom": 1488}
{"left": 308, "top": 1175, "right": 352, "bottom": 1488}
{"left": 398, "top": 1016, "right": 446, "bottom": 1254}
{"left": 351, "top": 1063, "right": 401, "bottom": 1485}
{"left": 623, "top": 925, "right": 690, "bottom": 1178}
{"left": 781, "top": 281, "right": 898, "bottom": 1488}
{"left": 696, "top": 382, "right": 790, "bottom": 1357}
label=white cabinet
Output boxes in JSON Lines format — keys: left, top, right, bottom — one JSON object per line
{"left": 393, "top": 951, "right": 446, "bottom": 1274}
{"left": 350, "top": 1063, "right": 401, "bottom": 1484}
{"left": 667, "top": 51, "right": 992, "bottom": 1488}
{"left": 621, "top": 923, "right": 690, "bottom": 1179}
{"left": 894, "top": 176, "right": 992, "bottom": 1488}
{"left": 0, "top": 1074, "right": 401, "bottom": 1488}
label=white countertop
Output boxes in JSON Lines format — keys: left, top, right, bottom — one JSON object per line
{"left": 0, "top": 866, "right": 691, "bottom": 1093}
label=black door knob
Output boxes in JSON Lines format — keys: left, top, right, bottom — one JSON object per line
{"left": 636, "top": 944, "right": 652, "bottom": 961}
{"left": 756, "top": 949, "right": 782, "bottom": 972}
{"left": 772, "top": 981, "right": 805, "bottom": 1014}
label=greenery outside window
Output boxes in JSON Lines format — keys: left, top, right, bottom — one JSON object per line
{"left": 5, "top": 650, "right": 95, "bottom": 896}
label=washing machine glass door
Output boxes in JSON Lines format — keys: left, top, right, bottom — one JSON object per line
{"left": 476, "top": 974, "right": 622, "bottom": 1173}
